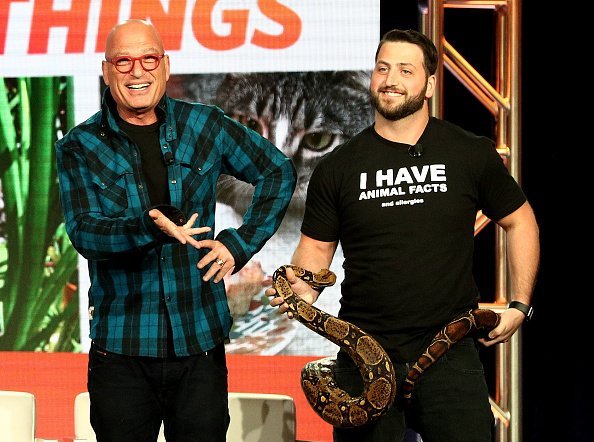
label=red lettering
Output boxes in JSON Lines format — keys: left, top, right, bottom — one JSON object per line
{"left": 192, "top": 0, "right": 248, "bottom": 51}
{"left": 96, "top": 0, "right": 186, "bottom": 53}
{"left": 28, "top": 0, "right": 91, "bottom": 54}
{"left": 129, "top": 0, "right": 185, "bottom": 51}
{"left": 1, "top": 0, "right": 305, "bottom": 57}
{"left": 95, "top": 0, "right": 121, "bottom": 53}
{"left": 252, "top": 0, "right": 301, "bottom": 49}
{"left": 0, "top": 0, "right": 27, "bottom": 55}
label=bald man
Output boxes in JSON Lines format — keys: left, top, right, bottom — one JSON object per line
{"left": 56, "top": 20, "right": 296, "bottom": 441}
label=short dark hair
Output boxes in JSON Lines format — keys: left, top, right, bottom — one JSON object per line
{"left": 375, "top": 29, "right": 438, "bottom": 76}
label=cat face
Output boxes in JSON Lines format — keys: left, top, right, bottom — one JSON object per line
{"left": 214, "top": 71, "right": 373, "bottom": 214}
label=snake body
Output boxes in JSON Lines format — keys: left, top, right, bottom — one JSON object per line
{"left": 401, "top": 308, "right": 501, "bottom": 403}
{"left": 271, "top": 266, "right": 502, "bottom": 426}
{"left": 272, "top": 265, "right": 396, "bottom": 428}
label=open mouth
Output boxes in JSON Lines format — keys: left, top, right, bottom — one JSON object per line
{"left": 382, "top": 90, "right": 403, "bottom": 97}
{"left": 127, "top": 83, "right": 150, "bottom": 90}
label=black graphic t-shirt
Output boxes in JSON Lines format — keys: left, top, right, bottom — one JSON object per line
{"left": 301, "top": 117, "right": 526, "bottom": 361}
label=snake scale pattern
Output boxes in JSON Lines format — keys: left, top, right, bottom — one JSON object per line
{"left": 271, "top": 265, "right": 502, "bottom": 427}
{"left": 272, "top": 265, "right": 396, "bottom": 428}
{"left": 401, "top": 307, "right": 501, "bottom": 404}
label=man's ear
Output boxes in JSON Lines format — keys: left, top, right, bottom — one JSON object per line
{"left": 425, "top": 74, "right": 436, "bottom": 99}
{"left": 102, "top": 61, "right": 110, "bottom": 86}
{"left": 164, "top": 54, "right": 170, "bottom": 82}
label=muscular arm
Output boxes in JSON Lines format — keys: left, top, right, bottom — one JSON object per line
{"left": 497, "top": 201, "right": 540, "bottom": 305}
{"left": 480, "top": 201, "right": 540, "bottom": 346}
{"left": 292, "top": 234, "right": 338, "bottom": 275}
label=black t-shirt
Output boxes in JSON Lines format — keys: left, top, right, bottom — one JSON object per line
{"left": 301, "top": 117, "right": 526, "bottom": 361}
{"left": 118, "top": 119, "right": 170, "bottom": 206}
{"left": 118, "top": 118, "right": 174, "bottom": 355}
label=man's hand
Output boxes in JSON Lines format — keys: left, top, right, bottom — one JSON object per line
{"left": 195, "top": 239, "right": 235, "bottom": 283}
{"left": 478, "top": 308, "right": 525, "bottom": 347}
{"left": 264, "top": 266, "right": 319, "bottom": 319}
{"left": 149, "top": 209, "right": 211, "bottom": 247}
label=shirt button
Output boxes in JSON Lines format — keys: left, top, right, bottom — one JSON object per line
{"left": 138, "top": 184, "right": 143, "bottom": 189}
{"left": 171, "top": 179, "right": 177, "bottom": 184}
{"left": 163, "top": 144, "right": 168, "bottom": 149}
{"left": 166, "top": 296, "right": 171, "bottom": 301}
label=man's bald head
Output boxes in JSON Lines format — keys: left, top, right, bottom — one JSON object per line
{"left": 105, "top": 19, "right": 164, "bottom": 60}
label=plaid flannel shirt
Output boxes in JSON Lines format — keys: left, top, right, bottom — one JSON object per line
{"left": 56, "top": 90, "right": 296, "bottom": 357}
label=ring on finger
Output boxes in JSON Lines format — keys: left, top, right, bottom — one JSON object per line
{"left": 216, "top": 258, "right": 225, "bottom": 266}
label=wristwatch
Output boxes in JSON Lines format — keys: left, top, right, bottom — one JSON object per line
{"left": 508, "top": 301, "right": 534, "bottom": 321}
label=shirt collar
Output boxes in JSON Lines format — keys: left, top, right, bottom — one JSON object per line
{"left": 99, "top": 88, "right": 177, "bottom": 142}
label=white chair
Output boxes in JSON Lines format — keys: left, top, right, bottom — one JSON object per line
{"left": 227, "top": 392, "right": 296, "bottom": 442}
{"left": 73, "top": 392, "right": 165, "bottom": 442}
{"left": 74, "top": 391, "right": 296, "bottom": 441}
{"left": 0, "top": 390, "right": 36, "bottom": 442}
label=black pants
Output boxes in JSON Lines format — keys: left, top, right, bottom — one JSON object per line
{"left": 88, "top": 342, "right": 229, "bottom": 442}
{"left": 333, "top": 338, "right": 494, "bottom": 442}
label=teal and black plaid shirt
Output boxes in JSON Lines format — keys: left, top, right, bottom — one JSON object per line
{"left": 56, "top": 90, "right": 296, "bottom": 357}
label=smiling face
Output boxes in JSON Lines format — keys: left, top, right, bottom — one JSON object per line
{"left": 102, "top": 20, "right": 170, "bottom": 125}
{"left": 370, "top": 41, "right": 435, "bottom": 122}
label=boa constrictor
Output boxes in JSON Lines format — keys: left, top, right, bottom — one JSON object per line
{"left": 271, "top": 265, "right": 502, "bottom": 427}
{"left": 272, "top": 265, "right": 396, "bottom": 428}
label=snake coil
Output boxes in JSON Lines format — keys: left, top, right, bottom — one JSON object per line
{"left": 272, "top": 265, "right": 396, "bottom": 427}
{"left": 271, "top": 265, "right": 502, "bottom": 427}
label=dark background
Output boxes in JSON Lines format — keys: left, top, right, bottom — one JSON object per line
{"left": 379, "top": 2, "right": 585, "bottom": 441}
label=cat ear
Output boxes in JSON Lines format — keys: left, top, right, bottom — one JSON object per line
{"left": 347, "top": 71, "right": 371, "bottom": 90}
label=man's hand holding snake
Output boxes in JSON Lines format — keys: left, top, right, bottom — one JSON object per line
{"left": 265, "top": 266, "right": 319, "bottom": 318}
{"left": 478, "top": 307, "right": 526, "bottom": 347}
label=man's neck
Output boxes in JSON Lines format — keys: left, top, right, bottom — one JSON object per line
{"left": 373, "top": 108, "right": 430, "bottom": 145}
{"left": 117, "top": 106, "right": 159, "bottom": 126}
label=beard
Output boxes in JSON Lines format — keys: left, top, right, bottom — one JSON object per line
{"left": 370, "top": 82, "right": 427, "bottom": 121}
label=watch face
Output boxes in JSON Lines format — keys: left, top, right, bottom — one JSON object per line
{"left": 526, "top": 306, "right": 534, "bottom": 320}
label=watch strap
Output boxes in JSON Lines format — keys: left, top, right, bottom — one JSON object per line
{"left": 508, "top": 301, "right": 534, "bottom": 321}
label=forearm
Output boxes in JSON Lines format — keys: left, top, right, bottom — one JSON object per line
{"left": 66, "top": 209, "right": 167, "bottom": 260}
{"left": 280, "top": 235, "right": 335, "bottom": 304}
{"left": 292, "top": 234, "right": 337, "bottom": 298}
{"left": 217, "top": 116, "right": 297, "bottom": 269}
{"left": 237, "top": 161, "right": 296, "bottom": 242}
{"left": 501, "top": 202, "right": 540, "bottom": 304}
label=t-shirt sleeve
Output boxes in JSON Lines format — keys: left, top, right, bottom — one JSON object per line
{"left": 301, "top": 158, "right": 340, "bottom": 242}
{"left": 478, "top": 139, "right": 527, "bottom": 221}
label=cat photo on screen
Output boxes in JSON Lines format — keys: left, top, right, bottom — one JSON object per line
{"left": 167, "top": 71, "right": 373, "bottom": 355}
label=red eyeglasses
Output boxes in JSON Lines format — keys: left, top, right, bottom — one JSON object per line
{"left": 106, "top": 54, "right": 166, "bottom": 74}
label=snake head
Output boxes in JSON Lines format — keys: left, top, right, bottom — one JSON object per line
{"left": 315, "top": 269, "right": 337, "bottom": 286}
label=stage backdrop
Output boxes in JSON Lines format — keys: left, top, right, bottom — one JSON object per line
{"left": 0, "top": 1, "right": 379, "bottom": 439}
{"left": 0, "top": 0, "right": 379, "bottom": 354}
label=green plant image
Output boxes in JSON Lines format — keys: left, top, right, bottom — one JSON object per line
{"left": 0, "top": 76, "right": 80, "bottom": 352}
